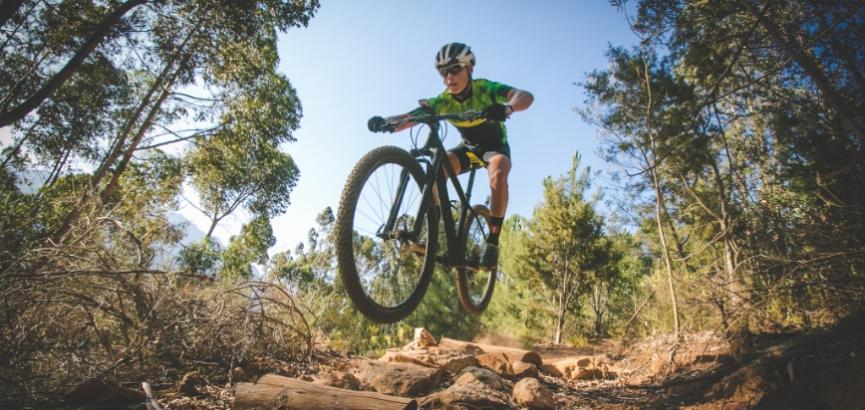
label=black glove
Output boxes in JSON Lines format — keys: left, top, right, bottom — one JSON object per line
{"left": 483, "top": 103, "right": 512, "bottom": 122}
{"left": 368, "top": 116, "right": 394, "bottom": 133}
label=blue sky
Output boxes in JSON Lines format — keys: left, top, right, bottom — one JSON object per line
{"left": 185, "top": 1, "right": 639, "bottom": 252}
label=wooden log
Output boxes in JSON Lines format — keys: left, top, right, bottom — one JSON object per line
{"left": 234, "top": 374, "right": 417, "bottom": 410}
{"left": 439, "top": 337, "right": 543, "bottom": 367}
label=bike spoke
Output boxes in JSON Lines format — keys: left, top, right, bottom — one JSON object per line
{"left": 350, "top": 159, "right": 427, "bottom": 310}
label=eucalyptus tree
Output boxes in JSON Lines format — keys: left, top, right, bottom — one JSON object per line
{"left": 1, "top": 0, "right": 318, "bottom": 272}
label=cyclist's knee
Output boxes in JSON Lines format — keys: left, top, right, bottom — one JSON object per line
{"left": 487, "top": 155, "right": 510, "bottom": 183}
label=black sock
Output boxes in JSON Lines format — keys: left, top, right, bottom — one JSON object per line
{"left": 488, "top": 216, "right": 504, "bottom": 245}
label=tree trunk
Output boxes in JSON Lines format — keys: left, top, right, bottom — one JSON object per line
{"left": 652, "top": 170, "right": 680, "bottom": 334}
{"left": 591, "top": 283, "right": 604, "bottom": 337}
{"left": 49, "top": 30, "right": 191, "bottom": 242}
{"left": 0, "top": 0, "right": 149, "bottom": 128}
{"left": 640, "top": 52, "right": 680, "bottom": 334}
{"left": 555, "top": 289, "right": 566, "bottom": 344}
{"left": 234, "top": 374, "right": 417, "bottom": 410}
{"left": 708, "top": 154, "right": 746, "bottom": 322}
{"left": 99, "top": 49, "right": 192, "bottom": 203}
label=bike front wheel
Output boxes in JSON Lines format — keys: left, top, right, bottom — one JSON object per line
{"left": 334, "top": 146, "right": 438, "bottom": 323}
{"left": 457, "top": 204, "right": 496, "bottom": 314}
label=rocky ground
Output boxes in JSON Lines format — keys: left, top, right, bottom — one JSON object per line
{"left": 70, "top": 317, "right": 865, "bottom": 409}
{"left": 156, "top": 330, "right": 752, "bottom": 409}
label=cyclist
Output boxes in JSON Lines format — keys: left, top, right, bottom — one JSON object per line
{"left": 368, "top": 42, "right": 534, "bottom": 269}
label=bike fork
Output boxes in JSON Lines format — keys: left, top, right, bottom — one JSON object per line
{"left": 379, "top": 169, "right": 412, "bottom": 238}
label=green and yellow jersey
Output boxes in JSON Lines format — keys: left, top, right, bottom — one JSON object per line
{"left": 421, "top": 78, "right": 514, "bottom": 148}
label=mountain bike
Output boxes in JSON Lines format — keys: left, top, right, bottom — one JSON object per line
{"left": 333, "top": 110, "right": 497, "bottom": 324}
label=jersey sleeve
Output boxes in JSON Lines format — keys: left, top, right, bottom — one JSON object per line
{"left": 481, "top": 80, "right": 514, "bottom": 103}
{"left": 420, "top": 95, "right": 446, "bottom": 114}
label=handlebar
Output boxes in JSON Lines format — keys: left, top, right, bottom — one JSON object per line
{"left": 386, "top": 110, "right": 484, "bottom": 128}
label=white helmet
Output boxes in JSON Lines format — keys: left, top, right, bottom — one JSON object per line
{"left": 435, "top": 42, "right": 475, "bottom": 70}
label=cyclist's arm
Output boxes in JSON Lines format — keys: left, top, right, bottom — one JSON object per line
{"left": 504, "top": 88, "right": 534, "bottom": 115}
{"left": 386, "top": 101, "right": 436, "bottom": 132}
{"left": 386, "top": 113, "right": 416, "bottom": 132}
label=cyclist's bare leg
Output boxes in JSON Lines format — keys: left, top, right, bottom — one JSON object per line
{"left": 486, "top": 154, "right": 510, "bottom": 219}
{"left": 480, "top": 153, "right": 509, "bottom": 267}
{"left": 445, "top": 152, "right": 462, "bottom": 177}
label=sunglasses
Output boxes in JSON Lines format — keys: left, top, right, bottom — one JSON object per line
{"left": 438, "top": 65, "right": 464, "bottom": 77}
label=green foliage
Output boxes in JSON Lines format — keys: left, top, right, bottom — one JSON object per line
{"left": 222, "top": 215, "right": 276, "bottom": 278}
{"left": 178, "top": 238, "right": 223, "bottom": 276}
{"left": 481, "top": 214, "right": 556, "bottom": 345}
{"left": 522, "top": 153, "right": 613, "bottom": 343}
{"left": 582, "top": 0, "right": 865, "bottom": 334}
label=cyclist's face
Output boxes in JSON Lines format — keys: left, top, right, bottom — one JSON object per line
{"left": 441, "top": 64, "right": 470, "bottom": 95}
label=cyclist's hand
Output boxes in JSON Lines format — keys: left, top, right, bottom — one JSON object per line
{"left": 368, "top": 116, "right": 394, "bottom": 133}
{"left": 482, "top": 104, "right": 512, "bottom": 122}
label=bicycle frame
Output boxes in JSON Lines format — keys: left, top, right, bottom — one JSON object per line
{"left": 379, "top": 119, "right": 486, "bottom": 267}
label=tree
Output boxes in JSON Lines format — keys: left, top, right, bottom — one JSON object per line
{"left": 522, "top": 153, "right": 611, "bottom": 344}
{"left": 0, "top": 3, "right": 321, "bottom": 404}
{"left": 0, "top": 0, "right": 149, "bottom": 128}
{"left": 187, "top": 134, "right": 299, "bottom": 239}
{"left": 482, "top": 214, "right": 556, "bottom": 345}
{"left": 586, "top": 0, "right": 865, "bottom": 334}
{"left": 588, "top": 231, "right": 650, "bottom": 337}
{"left": 222, "top": 214, "right": 276, "bottom": 279}
{"left": 2, "top": 0, "right": 318, "bottom": 247}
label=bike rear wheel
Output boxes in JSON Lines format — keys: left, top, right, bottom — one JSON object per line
{"left": 457, "top": 204, "right": 496, "bottom": 314}
{"left": 334, "top": 146, "right": 438, "bottom": 323}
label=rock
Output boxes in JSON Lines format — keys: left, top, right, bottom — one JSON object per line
{"left": 314, "top": 371, "right": 362, "bottom": 390}
{"left": 380, "top": 350, "right": 438, "bottom": 367}
{"left": 439, "top": 337, "right": 541, "bottom": 366}
{"left": 454, "top": 366, "right": 506, "bottom": 390}
{"left": 404, "top": 327, "right": 438, "bottom": 351}
{"left": 436, "top": 353, "right": 480, "bottom": 374}
{"left": 540, "top": 363, "right": 563, "bottom": 378}
{"left": 419, "top": 380, "right": 514, "bottom": 410}
{"left": 512, "top": 377, "right": 556, "bottom": 409}
{"left": 552, "top": 356, "right": 607, "bottom": 380}
{"left": 438, "top": 337, "right": 486, "bottom": 355}
{"left": 356, "top": 360, "right": 443, "bottom": 397}
{"left": 512, "top": 362, "right": 540, "bottom": 380}
{"left": 520, "top": 351, "right": 544, "bottom": 367}
{"left": 381, "top": 346, "right": 478, "bottom": 374}
{"left": 477, "top": 352, "right": 514, "bottom": 378}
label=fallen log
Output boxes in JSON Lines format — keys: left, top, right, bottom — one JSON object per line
{"left": 439, "top": 337, "right": 543, "bottom": 367}
{"left": 234, "top": 374, "right": 417, "bottom": 410}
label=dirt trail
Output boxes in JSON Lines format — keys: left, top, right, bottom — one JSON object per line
{"left": 155, "top": 317, "right": 865, "bottom": 409}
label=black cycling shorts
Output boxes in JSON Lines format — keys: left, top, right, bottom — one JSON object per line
{"left": 448, "top": 141, "right": 511, "bottom": 173}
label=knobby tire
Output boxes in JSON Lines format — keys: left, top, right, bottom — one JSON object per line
{"left": 334, "top": 146, "right": 438, "bottom": 323}
{"left": 456, "top": 204, "right": 496, "bottom": 314}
